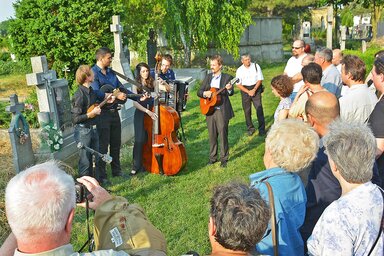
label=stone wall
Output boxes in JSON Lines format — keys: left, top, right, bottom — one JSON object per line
{"left": 207, "top": 17, "right": 284, "bottom": 65}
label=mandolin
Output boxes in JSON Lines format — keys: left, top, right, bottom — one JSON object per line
{"left": 199, "top": 77, "right": 239, "bottom": 115}
{"left": 87, "top": 88, "right": 147, "bottom": 116}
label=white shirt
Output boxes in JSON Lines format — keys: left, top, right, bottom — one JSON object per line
{"left": 339, "top": 84, "right": 377, "bottom": 123}
{"left": 236, "top": 63, "right": 264, "bottom": 86}
{"left": 210, "top": 74, "right": 221, "bottom": 89}
{"left": 284, "top": 54, "right": 307, "bottom": 92}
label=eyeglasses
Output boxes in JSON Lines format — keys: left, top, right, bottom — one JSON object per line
{"left": 292, "top": 46, "right": 303, "bottom": 49}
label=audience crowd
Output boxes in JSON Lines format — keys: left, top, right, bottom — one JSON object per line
{"left": 1, "top": 43, "right": 384, "bottom": 256}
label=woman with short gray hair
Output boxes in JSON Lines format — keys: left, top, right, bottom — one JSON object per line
{"left": 250, "top": 119, "right": 319, "bottom": 255}
{"left": 307, "top": 120, "right": 383, "bottom": 255}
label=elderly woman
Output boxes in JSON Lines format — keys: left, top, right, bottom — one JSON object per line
{"left": 250, "top": 119, "right": 319, "bottom": 256}
{"left": 307, "top": 120, "right": 383, "bottom": 255}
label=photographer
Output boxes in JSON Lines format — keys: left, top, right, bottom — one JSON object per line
{"left": 0, "top": 161, "right": 167, "bottom": 256}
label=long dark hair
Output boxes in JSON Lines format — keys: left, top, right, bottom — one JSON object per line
{"left": 135, "top": 62, "right": 154, "bottom": 91}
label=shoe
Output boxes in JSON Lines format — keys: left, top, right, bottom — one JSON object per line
{"left": 220, "top": 161, "right": 227, "bottom": 168}
{"left": 248, "top": 128, "right": 256, "bottom": 136}
{"left": 208, "top": 160, "right": 217, "bottom": 165}
{"left": 130, "top": 169, "right": 137, "bottom": 175}
{"left": 259, "top": 131, "right": 266, "bottom": 136}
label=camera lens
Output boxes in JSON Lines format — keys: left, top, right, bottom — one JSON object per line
{"left": 75, "top": 182, "right": 86, "bottom": 203}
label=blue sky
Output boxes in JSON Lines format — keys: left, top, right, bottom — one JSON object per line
{"left": 0, "top": 0, "right": 15, "bottom": 22}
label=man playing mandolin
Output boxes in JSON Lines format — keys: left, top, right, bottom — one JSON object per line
{"left": 197, "top": 55, "right": 235, "bottom": 168}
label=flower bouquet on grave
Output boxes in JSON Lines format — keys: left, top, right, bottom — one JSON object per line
{"left": 40, "top": 122, "right": 63, "bottom": 152}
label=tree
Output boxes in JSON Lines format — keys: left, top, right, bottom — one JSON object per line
{"left": 248, "top": 0, "right": 316, "bottom": 17}
{"left": 9, "top": 0, "right": 123, "bottom": 82}
{"left": 360, "top": 0, "right": 384, "bottom": 39}
{"left": 162, "top": 0, "right": 252, "bottom": 66}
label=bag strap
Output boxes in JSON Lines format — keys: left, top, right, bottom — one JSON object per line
{"left": 264, "top": 181, "right": 279, "bottom": 256}
{"left": 368, "top": 188, "right": 384, "bottom": 255}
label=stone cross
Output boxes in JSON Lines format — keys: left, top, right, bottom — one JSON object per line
{"left": 110, "top": 15, "right": 124, "bottom": 60}
{"left": 26, "top": 56, "right": 72, "bottom": 132}
{"left": 110, "top": 15, "right": 135, "bottom": 115}
{"left": 6, "top": 94, "right": 35, "bottom": 173}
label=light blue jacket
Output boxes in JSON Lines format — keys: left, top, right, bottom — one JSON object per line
{"left": 250, "top": 167, "right": 306, "bottom": 256}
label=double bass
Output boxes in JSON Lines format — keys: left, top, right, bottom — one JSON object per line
{"left": 142, "top": 53, "right": 187, "bottom": 175}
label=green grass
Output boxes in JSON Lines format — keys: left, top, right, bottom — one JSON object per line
{"left": 66, "top": 63, "right": 284, "bottom": 255}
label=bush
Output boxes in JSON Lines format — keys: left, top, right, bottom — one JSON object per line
{"left": 0, "top": 51, "right": 11, "bottom": 61}
{"left": 0, "top": 60, "right": 31, "bottom": 76}
{"left": 0, "top": 90, "right": 39, "bottom": 129}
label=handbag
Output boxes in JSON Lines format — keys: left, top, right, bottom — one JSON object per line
{"left": 264, "top": 181, "right": 278, "bottom": 256}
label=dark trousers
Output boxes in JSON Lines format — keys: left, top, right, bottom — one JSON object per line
{"left": 132, "top": 109, "right": 147, "bottom": 172}
{"left": 206, "top": 109, "right": 229, "bottom": 162}
{"left": 98, "top": 110, "right": 122, "bottom": 179}
{"left": 241, "top": 85, "right": 265, "bottom": 133}
{"left": 74, "top": 125, "right": 100, "bottom": 181}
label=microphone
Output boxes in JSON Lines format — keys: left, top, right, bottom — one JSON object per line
{"left": 77, "top": 142, "right": 112, "bottom": 164}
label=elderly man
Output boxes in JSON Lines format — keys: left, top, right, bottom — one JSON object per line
{"left": 339, "top": 55, "right": 377, "bottom": 123}
{"left": 284, "top": 39, "right": 307, "bottom": 100}
{"left": 307, "top": 120, "right": 383, "bottom": 255}
{"left": 235, "top": 53, "right": 266, "bottom": 136}
{"left": 208, "top": 182, "right": 270, "bottom": 256}
{"left": 332, "top": 49, "right": 343, "bottom": 73}
{"left": 0, "top": 161, "right": 167, "bottom": 256}
{"left": 368, "top": 56, "right": 384, "bottom": 188}
{"left": 300, "top": 92, "right": 341, "bottom": 249}
{"left": 314, "top": 48, "right": 342, "bottom": 97}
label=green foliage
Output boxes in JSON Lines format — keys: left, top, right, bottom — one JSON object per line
{"left": 0, "top": 60, "right": 31, "bottom": 76}
{"left": 24, "top": 90, "right": 40, "bottom": 128}
{"left": 0, "top": 20, "right": 10, "bottom": 37}
{"left": 121, "top": 0, "right": 165, "bottom": 56}
{"left": 9, "top": 0, "right": 124, "bottom": 85}
{"left": 0, "top": 101, "right": 11, "bottom": 128}
{"left": 162, "top": 0, "right": 252, "bottom": 59}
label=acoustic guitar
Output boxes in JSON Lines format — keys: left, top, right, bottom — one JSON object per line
{"left": 199, "top": 77, "right": 239, "bottom": 115}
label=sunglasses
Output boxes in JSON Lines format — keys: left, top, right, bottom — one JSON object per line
{"left": 292, "top": 46, "right": 303, "bottom": 49}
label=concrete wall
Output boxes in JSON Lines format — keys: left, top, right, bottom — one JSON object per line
{"left": 207, "top": 17, "right": 284, "bottom": 65}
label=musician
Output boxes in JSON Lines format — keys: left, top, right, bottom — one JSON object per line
{"left": 72, "top": 65, "right": 109, "bottom": 182}
{"left": 151, "top": 54, "right": 176, "bottom": 82}
{"left": 131, "top": 63, "right": 157, "bottom": 175}
{"left": 197, "top": 55, "right": 234, "bottom": 168}
{"left": 236, "top": 53, "right": 266, "bottom": 136}
{"left": 91, "top": 47, "right": 136, "bottom": 184}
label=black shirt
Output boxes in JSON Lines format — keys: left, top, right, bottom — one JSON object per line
{"left": 71, "top": 85, "right": 99, "bottom": 126}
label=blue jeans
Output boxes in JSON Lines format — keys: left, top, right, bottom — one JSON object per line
{"left": 74, "top": 125, "right": 100, "bottom": 181}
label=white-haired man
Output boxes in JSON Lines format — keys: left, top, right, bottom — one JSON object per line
{"left": 0, "top": 161, "right": 166, "bottom": 256}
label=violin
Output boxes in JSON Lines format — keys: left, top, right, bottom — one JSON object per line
{"left": 142, "top": 53, "right": 187, "bottom": 175}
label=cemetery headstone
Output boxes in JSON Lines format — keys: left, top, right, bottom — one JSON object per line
{"left": 6, "top": 94, "right": 35, "bottom": 173}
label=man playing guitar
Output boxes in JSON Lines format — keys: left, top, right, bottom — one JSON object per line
{"left": 197, "top": 55, "right": 234, "bottom": 168}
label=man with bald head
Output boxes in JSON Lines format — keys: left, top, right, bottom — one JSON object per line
{"left": 300, "top": 91, "right": 342, "bottom": 251}
{"left": 301, "top": 92, "right": 381, "bottom": 251}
